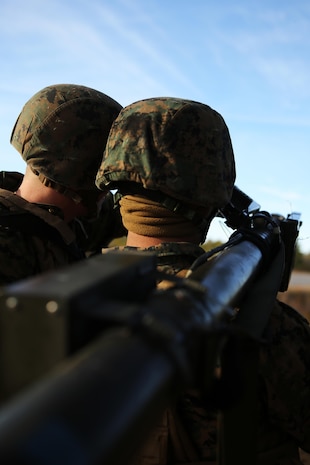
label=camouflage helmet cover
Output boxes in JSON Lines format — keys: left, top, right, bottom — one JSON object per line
{"left": 10, "top": 84, "right": 122, "bottom": 192}
{"left": 96, "top": 97, "right": 236, "bottom": 212}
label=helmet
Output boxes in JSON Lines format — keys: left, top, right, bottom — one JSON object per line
{"left": 96, "top": 97, "right": 236, "bottom": 213}
{"left": 10, "top": 84, "right": 122, "bottom": 199}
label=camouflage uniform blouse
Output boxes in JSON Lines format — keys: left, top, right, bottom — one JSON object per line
{"left": 106, "top": 242, "right": 310, "bottom": 465}
{"left": 0, "top": 189, "right": 83, "bottom": 285}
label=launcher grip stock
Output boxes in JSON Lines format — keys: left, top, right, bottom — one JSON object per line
{"left": 0, "top": 218, "right": 285, "bottom": 465}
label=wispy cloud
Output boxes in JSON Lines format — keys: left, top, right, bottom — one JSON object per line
{"left": 204, "top": 3, "right": 310, "bottom": 100}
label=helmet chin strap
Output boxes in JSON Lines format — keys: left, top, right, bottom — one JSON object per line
{"left": 158, "top": 195, "right": 214, "bottom": 244}
{"left": 35, "top": 171, "right": 84, "bottom": 205}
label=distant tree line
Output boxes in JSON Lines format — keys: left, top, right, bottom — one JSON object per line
{"left": 294, "top": 244, "right": 310, "bottom": 271}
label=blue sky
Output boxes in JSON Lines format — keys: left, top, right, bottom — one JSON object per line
{"left": 1, "top": 0, "right": 310, "bottom": 253}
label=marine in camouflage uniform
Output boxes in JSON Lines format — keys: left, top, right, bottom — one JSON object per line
{"left": 0, "top": 84, "right": 122, "bottom": 284}
{"left": 96, "top": 98, "right": 310, "bottom": 465}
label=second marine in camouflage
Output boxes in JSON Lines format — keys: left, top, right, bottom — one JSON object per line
{"left": 0, "top": 83, "right": 122, "bottom": 284}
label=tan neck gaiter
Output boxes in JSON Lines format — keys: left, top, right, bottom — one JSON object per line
{"left": 120, "top": 194, "right": 201, "bottom": 238}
